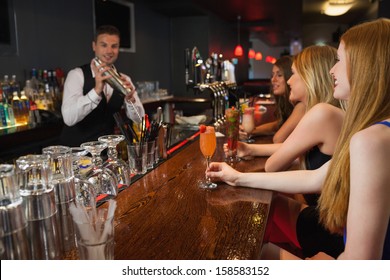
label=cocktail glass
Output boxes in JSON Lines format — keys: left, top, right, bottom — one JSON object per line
{"left": 80, "top": 141, "right": 118, "bottom": 200}
{"left": 199, "top": 126, "right": 217, "bottom": 189}
{"left": 225, "top": 107, "right": 240, "bottom": 165}
{"left": 98, "top": 135, "right": 131, "bottom": 188}
{"left": 241, "top": 107, "right": 255, "bottom": 143}
{"left": 70, "top": 147, "right": 96, "bottom": 209}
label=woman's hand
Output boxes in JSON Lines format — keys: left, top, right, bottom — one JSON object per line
{"left": 206, "top": 162, "right": 241, "bottom": 186}
{"left": 239, "top": 124, "right": 249, "bottom": 140}
{"left": 223, "top": 141, "right": 251, "bottom": 158}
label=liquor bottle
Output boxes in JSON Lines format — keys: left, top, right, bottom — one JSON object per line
{"left": 52, "top": 70, "right": 62, "bottom": 111}
{"left": 2, "top": 75, "right": 12, "bottom": 104}
{"left": 30, "top": 68, "right": 40, "bottom": 92}
{"left": 12, "top": 91, "right": 23, "bottom": 124}
{"left": 5, "top": 101, "right": 16, "bottom": 126}
{"left": 0, "top": 90, "right": 8, "bottom": 127}
{"left": 20, "top": 91, "right": 30, "bottom": 123}
{"left": 10, "top": 75, "right": 21, "bottom": 95}
{"left": 44, "top": 82, "right": 54, "bottom": 111}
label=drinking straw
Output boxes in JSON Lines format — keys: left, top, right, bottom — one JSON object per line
{"left": 113, "top": 112, "right": 132, "bottom": 145}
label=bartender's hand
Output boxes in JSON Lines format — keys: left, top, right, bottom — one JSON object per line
{"left": 223, "top": 142, "right": 250, "bottom": 158}
{"left": 206, "top": 162, "right": 241, "bottom": 187}
{"left": 121, "top": 76, "right": 137, "bottom": 104}
{"left": 90, "top": 59, "right": 112, "bottom": 96}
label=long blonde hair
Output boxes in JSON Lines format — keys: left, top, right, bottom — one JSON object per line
{"left": 319, "top": 18, "right": 390, "bottom": 234}
{"left": 294, "top": 45, "right": 340, "bottom": 111}
{"left": 294, "top": 45, "right": 342, "bottom": 170}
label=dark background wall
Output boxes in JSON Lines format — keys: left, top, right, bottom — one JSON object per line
{"left": 0, "top": 0, "right": 248, "bottom": 97}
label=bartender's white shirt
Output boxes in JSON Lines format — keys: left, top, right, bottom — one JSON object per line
{"left": 61, "top": 66, "right": 144, "bottom": 126}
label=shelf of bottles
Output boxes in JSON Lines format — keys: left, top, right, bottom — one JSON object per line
{"left": 0, "top": 68, "right": 64, "bottom": 131}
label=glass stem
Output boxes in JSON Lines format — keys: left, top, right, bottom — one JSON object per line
{"left": 206, "top": 157, "right": 211, "bottom": 185}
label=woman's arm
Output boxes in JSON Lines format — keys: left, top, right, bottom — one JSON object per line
{"left": 249, "top": 120, "right": 279, "bottom": 137}
{"left": 339, "top": 125, "right": 390, "bottom": 259}
{"left": 265, "top": 103, "right": 344, "bottom": 172}
{"left": 272, "top": 102, "right": 306, "bottom": 143}
{"left": 207, "top": 160, "right": 329, "bottom": 194}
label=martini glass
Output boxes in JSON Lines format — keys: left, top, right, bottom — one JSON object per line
{"left": 80, "top": 141, "right": 118, "bottom": 200}
{"left": 98, "top": 135, "right": 131, "bottom": 188}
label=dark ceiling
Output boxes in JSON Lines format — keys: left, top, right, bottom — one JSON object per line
{"left": 142, "top": 0, "right": 378, "bottom": 47}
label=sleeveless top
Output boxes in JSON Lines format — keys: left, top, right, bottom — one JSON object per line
{"left": 343, "top": 120, "right": 390, "bottom": 259}
{"left": 59, "top": 64, "right": 125, "bottom": 147}
{"left": 295, "top": 146, "right": 344, "bottom": 258}
{"left": 303, "top": 146, "right": 332, "bottom": 206}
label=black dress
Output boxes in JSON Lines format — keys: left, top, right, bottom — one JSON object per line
{"left": 296, "top": 146, "right": 345, "bottom": 258}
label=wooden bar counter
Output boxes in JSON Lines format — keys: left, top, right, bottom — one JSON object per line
{"left": 67, "top": 132, "right": 274, "bottom": 260}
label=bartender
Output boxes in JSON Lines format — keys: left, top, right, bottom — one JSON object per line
{"left": 60, "top": 25, "right": 144, "bottom": 147}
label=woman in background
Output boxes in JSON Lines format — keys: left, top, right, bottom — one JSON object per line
{"left": 240, "top": 56, "right": 306, "bottom": 143}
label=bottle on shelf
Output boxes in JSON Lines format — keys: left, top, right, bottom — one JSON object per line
{"left": 5, "top": 101, "right": 16, "bottom": 127}
{"left": 50, "top": 70, "right": 62, "bottom": 111}
{"left": 12, "top": 91, "right": 23, "bottom": 124}
{"left": 2, "top": 75, "right": 12, "bottom": 105}
{"left": 10, "top": 75, "right": 21, "bottom": 95}
{"left": 30, "top": 68, "right": 40, "bottom": 92}
{"left": 0, "top": 90, "right": 8, "bottom": 127}
{"left": 20, "top": 91, "right": 30, "bottom": 123}
{"left": 44, "top": 83, "right": 54, "bottom": 111}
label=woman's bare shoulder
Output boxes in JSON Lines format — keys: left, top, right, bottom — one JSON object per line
{"left": 351, "top": 120, "right": 390, "bottom": 155}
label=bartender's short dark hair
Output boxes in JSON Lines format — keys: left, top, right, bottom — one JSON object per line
{"left": 94, "top": 25, "right": 120, "bottom": 41}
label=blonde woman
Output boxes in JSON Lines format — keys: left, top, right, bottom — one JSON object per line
{"left": 240, "top": 56, "right": 306, "bottom": 143}
{"left": 208, "top": 18, "right": 390, "bottom": 259}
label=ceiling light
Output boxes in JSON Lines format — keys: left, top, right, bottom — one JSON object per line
{"left": 234, "top": 15, "right": 243, "bottom": 57}
{"left": 248, "top": 49, "right": 255, "bottom": 59}
{"left": 322, "top": 0, "right": 354, "bottom": 17}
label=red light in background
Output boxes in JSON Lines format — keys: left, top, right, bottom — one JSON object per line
{"left": 266, "top": 56, "right": 276, "bottom": 64}
{"left": 248, "top": 49, "right": 255, "bottom": 59}
{"left": 255, "top": 52, "right": 263, "bottom": 60}
{"left": 234, "top": 45, "right": 243, "bottom": 56}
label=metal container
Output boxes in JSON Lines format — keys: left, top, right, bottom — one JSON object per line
{"left": 93, "top": 57, "right": 143, "bottom": 122}
{"left": 93, "top": 57, "right": 130, "bottom": 97}
{"left": 0, "top": 164, "right": 30, "bottom": 260}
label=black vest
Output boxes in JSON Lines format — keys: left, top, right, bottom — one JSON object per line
{"left": 59, "top": 64, "right": 124, "bottom": 147}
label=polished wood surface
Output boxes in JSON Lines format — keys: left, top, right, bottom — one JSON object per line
{"left": 67, "top": 133, "right": 274, "bottom": 260}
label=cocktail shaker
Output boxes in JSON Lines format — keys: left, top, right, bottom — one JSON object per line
{"left": 42, "top": 145, "right": 76, "bottom": 254}
{"left": 93, "top": 57, "right": 130, "bottom": 97}
{"left": 0, "top": 164, "right": 31, "bottom": 260}
{"left": 16, "top": 154, "right": 61, "bottom": 260}
{"left": 93, "top": 57, "right": 142, "bottom": 122}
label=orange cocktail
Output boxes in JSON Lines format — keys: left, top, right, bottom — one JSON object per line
{"left": 199, "top": 125, "right": 217, "bottom": 189}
